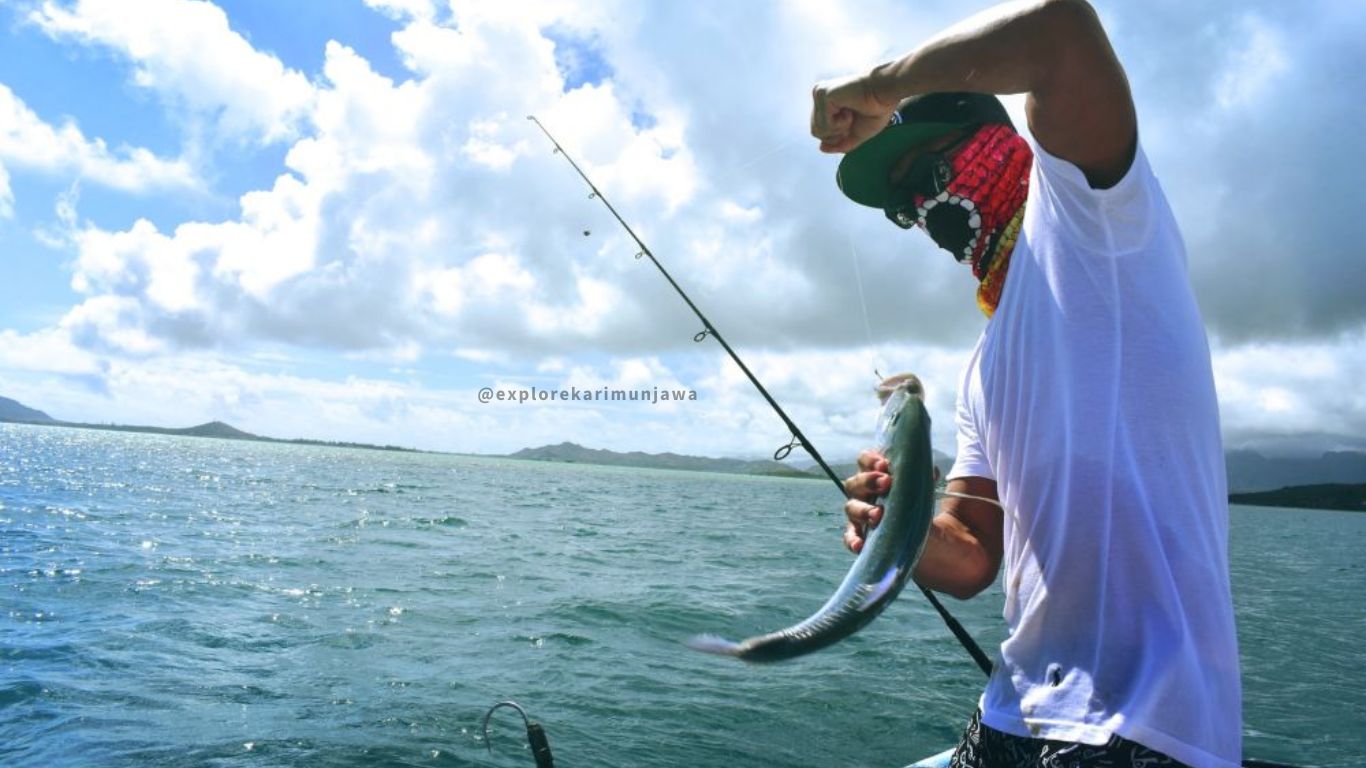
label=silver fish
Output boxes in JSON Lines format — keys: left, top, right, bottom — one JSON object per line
{"left": 686, "top": 374, "right": 936, "bottom": 662}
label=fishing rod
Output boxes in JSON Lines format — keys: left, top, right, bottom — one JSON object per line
{"left": 526, "top": 115, "right": 993, "bottom": 677}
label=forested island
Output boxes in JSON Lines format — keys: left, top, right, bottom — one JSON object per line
{"left": 1229, "top": 484, "right": 1366, "bottom": 513}
{"left": 0, "top": 396, "right": 416, "bottom": 453}
{"left": 503, "top": 441, "right": 959, "bottom": 481}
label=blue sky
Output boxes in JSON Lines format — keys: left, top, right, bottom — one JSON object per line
{"left": 1, "top": 0, "right": 1363, "bottom": 460}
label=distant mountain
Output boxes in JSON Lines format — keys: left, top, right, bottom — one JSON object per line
{"left": 1225, "top": 450, "right": 1366, "bottom": 493}
{"left": 1230, "top": 483, "right": 1366, "bottom": 513}
{"left": 0, "top": 396, "right": 55, "bottom": 423}
{"left": 507, "top": 442, "right": 814, "bottom": 478}
{"left": 67, "top": 420, "right": 266, "bottom": 441}
{"left": 179, "top": 421, "right": 258, "bottom": 440}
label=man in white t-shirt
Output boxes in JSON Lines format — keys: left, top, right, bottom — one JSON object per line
{"left": 811, "top": 2, "right": 1240, "bottom": 767}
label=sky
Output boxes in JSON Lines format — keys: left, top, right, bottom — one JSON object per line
{"left": 0, "top": 0, "right": 1363, "bottom": 462}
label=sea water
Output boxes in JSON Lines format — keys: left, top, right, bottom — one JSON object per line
{"left": 1, "top": 423, "right": 1362, "bottom": 767}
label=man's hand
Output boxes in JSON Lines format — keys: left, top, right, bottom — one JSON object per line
{"left": 811, "top": 73, "right": 894, "bottom": 154}
{"left": 811, "top": 0, "right": 1137, "bottom": 187}
{"left": 842, "top": 449, "right": 892, "bottom": 553}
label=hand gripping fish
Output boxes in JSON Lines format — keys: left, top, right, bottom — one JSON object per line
{"left": 686, "top": 374, "right": 936, "bottom": 662}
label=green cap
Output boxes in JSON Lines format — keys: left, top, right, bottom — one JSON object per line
{"left": 836, "top": 92, "right": 1014, "bottom": 209}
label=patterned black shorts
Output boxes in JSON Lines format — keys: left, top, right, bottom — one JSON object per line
{"left": 948, "top": 709, "right": 1191, "bottom": 768}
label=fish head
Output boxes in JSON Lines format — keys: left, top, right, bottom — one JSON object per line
{"left": 875, "top": 372, "right": 924, "bottom": 405}
{"left": 874, "top": 372, "right": 925, "bottom": 451}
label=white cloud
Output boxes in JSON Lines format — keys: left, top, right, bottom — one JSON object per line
{"left": 463, "top": 118, "right": 527, "bottom": 171}
{"left": 6, "top": 319, "right": 1366, "bottom": 464}
{"left": 71, "top": 219, "right": 199, "bottom": 312}
{"left": 310, "top": 41, "right": 430, "bottom": 179}
{"left": 44, "top": 2, "right": 716, "bottom": 360}
{"left": 1212, "top": 331, "right": 1366, "bottom": 451}
{"left": 525, "top": 274, "right": 623, "bottom": 341}
{"left": 781, "top": 0, "right": 893, "bottom": 76}
{"left": 1214, "top": 14, "right": 1288, "bottom": 111}
{"left": 57, "top": 166, "right": 325, "bottom": 353}
{"left": 696, "top": 342, "right": 973, "bottom": 455}
{"left": 0, "top": 322, "right": 961, "bottom": 460}
{"left": 0, "top": 327, "right": 106, "bottom": 376}
{"left": 30, "top": 0, "right": 315, "bottom": 144}
{"left": 362, "top": 0, "right": 435, "bottom": 23}
{"left": 345, "top": 340, "right": 422, "bottom": 365}
{"left": 420, "top": 251, "right": 537, "bottom": 317}
{"left": 0, "top": 163, "right": 12, "bottom": 218}
{"left": 61, "top": 295, "right": 167, "bottom": 356}
{"left": 0, "top": 83, "right": 195, "bottom": 192}
{"left": 3, "top": 0, "right": 1363, "bottom": 460}
{"left": 213, "top": 178, "right": 321, "bottom": 298}
{"left": 539, "top": 82, "right": 700, "bottom": 212}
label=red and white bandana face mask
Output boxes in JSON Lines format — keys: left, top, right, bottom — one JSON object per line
{"left": 884, "top": 124, "right": 1032, "bottom": 280}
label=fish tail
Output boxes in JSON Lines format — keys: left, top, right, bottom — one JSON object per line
{"left": 683, "top": 634, "right": 745, "bottom": 657}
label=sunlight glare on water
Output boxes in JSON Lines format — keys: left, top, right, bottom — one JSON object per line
{"left": 1, "top": 424, "right": 1362, "bottom": 767}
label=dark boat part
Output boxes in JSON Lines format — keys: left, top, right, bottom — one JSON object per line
{"left": 481, "top": 700, "right": 554, "bottom": 768}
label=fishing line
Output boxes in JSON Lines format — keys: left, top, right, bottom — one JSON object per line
{"left": 709, "top": 133, "right": 802, "bottom": 187}
{"left": 848, "top": 231, "right": 876, "bottom": 346}
{"left": 845, "top": 220, "right": 884, "bottom": 383}
{"left": 527, "top": 114, "right": 993, "bottom": 677}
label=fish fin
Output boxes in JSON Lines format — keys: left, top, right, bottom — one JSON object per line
{"left": 860, "top": 568, "right": 903, "bottom": 609}
{"left": 683, "top": 634, "right": 744, "bottom": 656}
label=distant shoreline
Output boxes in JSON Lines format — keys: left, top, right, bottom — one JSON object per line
{"left": 4, "top": 397, "right": 1365, "bottom": 510}
{"left": 0, "top": 417, "right": 422, "bottom": 455}
{"left": 498, "top": 440, "right": 958, "bottom": 482}
{"left": 1229, "top": 483, "right": 1366, "bottom": 513}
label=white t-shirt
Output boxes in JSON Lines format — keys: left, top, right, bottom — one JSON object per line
{"left": 947, "top": 140, "right": 1241, "bottom": 768}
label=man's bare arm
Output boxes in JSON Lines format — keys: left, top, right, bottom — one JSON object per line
{"left": 813, "top": 0, "right": 1136, "bottom": 188}
{"left": 912, "top": 476, "right": 1003, "bottom": 600}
